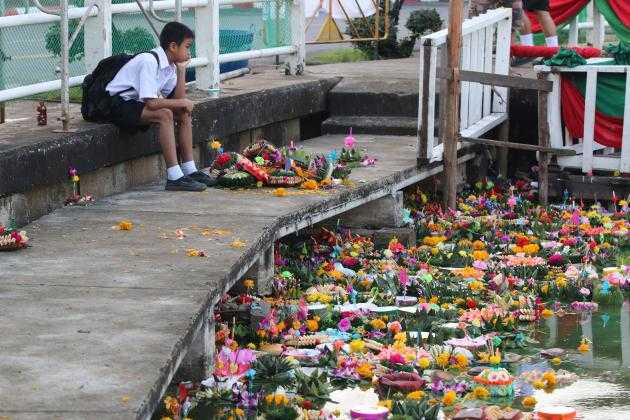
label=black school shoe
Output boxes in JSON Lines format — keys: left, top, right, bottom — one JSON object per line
{"left": 188, "top": 171, "right": 217, "bottom": 187}
{"left": 165, "top": 175, "right": 207, "bottom": 192}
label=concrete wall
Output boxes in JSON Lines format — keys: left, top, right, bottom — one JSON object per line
{"left": 0, "top": 78, "right": 337, "bottom": 227}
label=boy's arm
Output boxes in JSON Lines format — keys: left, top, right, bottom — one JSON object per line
{"left": 171, "top": 61, "right": 189, "bottom": 100}
{"left": 144, "top": 97, "right": 193, "bottom": 114}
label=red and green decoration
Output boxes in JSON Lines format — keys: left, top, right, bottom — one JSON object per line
{"left": 561, "top": 72, "right": 625, "bottom": 148}
{"left": 526, "top": 0, "right": 630, "bottom": 46}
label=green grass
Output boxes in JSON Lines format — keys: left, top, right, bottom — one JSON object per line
{"left": 307, "top": 48, "right": 369, "bottom": 65}
{"left": 27, "top": 86, "right": 83, "bottom": 103}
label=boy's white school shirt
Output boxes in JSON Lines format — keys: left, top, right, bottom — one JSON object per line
{"left": 106, "top": 47, "right": 177, "bottom": 102}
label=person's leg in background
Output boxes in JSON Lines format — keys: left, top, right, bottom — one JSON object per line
{"left": 521, "top": 0, "right": 557, "bottom": 47}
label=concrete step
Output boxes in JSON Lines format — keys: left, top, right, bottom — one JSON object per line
{"left": 328, "top": 78, "right": 419, "bottom": 117}
{"left": 322, "top": 115, "right": 418, "bottom": 136}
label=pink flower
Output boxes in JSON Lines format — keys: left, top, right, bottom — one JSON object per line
{"left": 580, "top": 287, "right": 590, "bottom": 296}
{"left": 399, "top": 269, "right": 409, "bottom": 287}
{"left": 344, "top": 128, "right": 356, "bottom": 148}
{"left": 507, "top": 195, "right": 517, "bottom": 208}
{"left": 473, "top": 260, "right": 487, "bottom": 270}
{"left": 338, "top": 317, "right": 352, "bottom": 332}
{"left": 548, "top": 254, "right": 564, "bottom": 266}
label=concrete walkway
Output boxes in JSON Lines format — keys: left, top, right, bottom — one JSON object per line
{"left": 0, "top": 130, "right": 475, "bottom": 419}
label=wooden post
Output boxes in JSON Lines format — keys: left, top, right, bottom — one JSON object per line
{"left": 444, "top": 0, "right": 464, "bottom": 209}
{"left": 538, "top": 73, "right": 550, "bottom": 206}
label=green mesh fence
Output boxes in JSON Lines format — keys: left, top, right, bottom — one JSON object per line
{"left": 0, "top": 0, "right": 293, "bottom": 92}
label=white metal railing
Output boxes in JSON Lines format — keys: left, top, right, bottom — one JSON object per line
{"left": 536, "top": 60, "right": 630, "bottom": 174}
{"left": 417, "top": 7, "right": 512, "bottom": 163}
{"left": 565, "top": 1, "right": 609, "bottom": 49}
{"left": 0, "top": 0, "right": 306, "bottom": 130}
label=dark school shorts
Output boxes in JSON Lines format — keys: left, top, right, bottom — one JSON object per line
{"left": 524, "top": 0, "right": 549, "bottom": 12}
{"left": 108, "top": 94, "right": 150, "bottom": 134}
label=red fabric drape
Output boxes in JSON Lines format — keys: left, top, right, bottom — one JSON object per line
{"left": 527, "top": 0, "right": 590, "bottom": 33}
{"left": 510, "top": 45, "right": 601, "bottom": 58}
{"left": 608, "top": 0, "right": 630, "bottom": 27}
{"left": 561, "top": 78, "right": 623, "bottom": 148}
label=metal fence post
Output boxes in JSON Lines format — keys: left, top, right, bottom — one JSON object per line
{"left": 85, "top": 0, "right": 112, "bottom": 73}
{"left": 194, "top": 0, "right": 220, "bottom": 91}
{"left": 286, "top": 0, "right": 305, "bottom": 75}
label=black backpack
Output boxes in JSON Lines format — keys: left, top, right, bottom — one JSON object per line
{"left": 81, "top": 51, "right": 158, "bottom": 122}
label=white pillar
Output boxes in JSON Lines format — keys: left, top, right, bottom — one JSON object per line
{"left": 286, "top": 0, "right": 305, "bottom": 75}
{"left": 195, "top": 0, "right": 220, "bottom": 90}
{"left": 591, "top": 4, "right": 605, "bottom": 49}
{"left": 84, "top": 0, "right": 112, "bottom": 72}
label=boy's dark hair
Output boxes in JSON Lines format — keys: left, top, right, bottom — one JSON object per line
{"left": 160, "top": 22, "right": 195, "bottom": 50}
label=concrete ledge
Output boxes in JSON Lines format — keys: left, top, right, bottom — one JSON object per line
{"left": 0, "top": 78, "right": 339, "bottom": 227}
{"left": 0, "top": 78, "right": 339, "bottom": 199}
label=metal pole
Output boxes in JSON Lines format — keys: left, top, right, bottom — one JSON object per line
{"left": 175, "top": 0, "right": 182, "bottom": 21}
{"left": 60, "top": 0, "right": 70, "bottom": 132}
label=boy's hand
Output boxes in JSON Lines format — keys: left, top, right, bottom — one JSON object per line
{"left": 181, "top": 98, "right": 194, "bottom": 114}
{"left": 176, "top": 60, "right": 191, "bottom": 73}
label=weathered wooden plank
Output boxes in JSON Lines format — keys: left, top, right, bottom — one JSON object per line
{"left": 538, "top": 73, "right": 551, "bottom": 206}
{"left": 418, "top": 44, "right": 430, "bottom": 163}
{"left": 444, "top": 0, "right": 464, "bottom": 209}
{"left": 437, "top": 69, "right": 554, "bottom": 91}
{"left": 582, "top": 70, "right": 598, "bottom": 173}
{"left": 460, "top": 136, "right": 576, "bottom": 155}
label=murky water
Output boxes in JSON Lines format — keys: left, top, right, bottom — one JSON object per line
{"left": 523, "top": 302, "right": 630, "bottom": 419}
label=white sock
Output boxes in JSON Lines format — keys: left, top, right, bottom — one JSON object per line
{"left": 520, "top": 33, "right": 534, "bottom": 46}
{"left": 181, "top": 160, "right": 197, "bottom": 175}
{"left": 545, "top": 36, "right": 559, "bottom": 47}
{"left": 167, "top": 165, "right": 184, "bottom": 181}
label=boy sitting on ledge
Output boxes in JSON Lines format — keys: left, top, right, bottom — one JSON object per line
{"left": 105, "top": 22, "right": 214, "bottom": 191}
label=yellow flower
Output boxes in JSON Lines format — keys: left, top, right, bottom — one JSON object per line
{"left": 472, "top": 250, "right": 490, "bottom": 261}
{"left": 468, "top": 280, "right": 485, "bottom": 292}
{"left": 472, "top": 240, "right": 486, "bottom": 250}
{"left": 164, "top": 396, "right": 179, "bottom": 414}
{"left": 431, "top": 247, "right": 439, "bottom": 255}
{"left": 442, "top": 390, "right": 457, "bottom": 406}
{"left": 306, "top": 319, "right": 319, "bottom": 332}
{"left": 349, "top": 339, "right": 365, "bottom": 353}
{"left": 472, "top": 386, "right": 489, "bottom": 399}
{"left": 378, "top": 400, "right": 392, "bottom": 410}
{"left": 541, "top": 308, "right": 554, "bottom": 319}
{"left": 72, "top": 175, "right": 80, "bottom": 182}
{"left": 541, "top": 284, "right": 549, "bottom": 294}
{"left": 418, "top": 357, "right": 431, "bottom": 369}
{"left": 436, "top": 352, "right": 450, "bottom": 368}
{"left": 454, "top": 353, "right": 469, "bottom": 369}
{"left": 523, "top": 243, "right": 540, "bottom": 255}
{"left": 551, "top": 357, "right": 561, "bottom": 366}
{"left": 407, "top": 390, "right": 426, "bottom": 400}
{"left": 328, "top": 270, "right": 344, "bottom": 281}
{"left": 555, "top": 276, "right": 567, "bottom": 288}
{"left": 243, "top": 278, "right": 255, "bottom": 289}
{"left": 356, "top": 362, "right": 373, "bottom": 379}
{"left": 578, "top": 340, "right": 590, "bottom": 353}
{"left": 233, "top": 408, "right": 245, "bottom": 418}
{"left": 543, "top": 370, "right": 557, "bottom": 387}
{"left": 489, "top": 352, "right": 501, "bottom": 365}
{"left": 247, "top": 342, "right": 257, "bottom": 350}
{"left": 117, "top": 220, "right": 133, "bottom": 231}
{"left": 370, "top": 319, "right": 386, "bottom": 330}
{"left": 301, "top": 179, "right": 319, "bottom": 190}
{"left": 522, "top": 396, "right": 537, "bottom": 408}
{"left": 533, "top": 379, "right": 546, "bottom": 389}
{"left": 210, "top": 139, "right": 222, "bottom": 150}
{"left": 273, "top": 188, "right": 287, "bottom": 197}
{"left": 423, "top": 235, "right": 447, "bottom": 246}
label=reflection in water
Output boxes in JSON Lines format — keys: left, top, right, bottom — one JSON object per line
{"left": 532, "top": 301, "right": 630, "bottom": 417}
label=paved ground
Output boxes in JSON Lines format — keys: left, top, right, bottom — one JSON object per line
{"left": 0, "top": 128, "right": 475, "bottom": 419}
